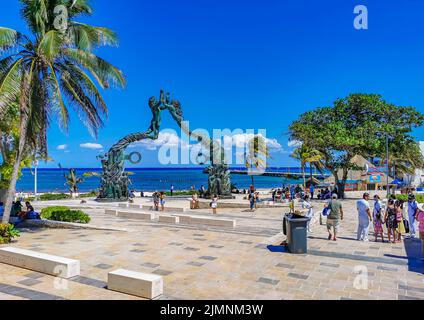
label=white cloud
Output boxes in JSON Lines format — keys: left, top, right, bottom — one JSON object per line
{"left": 56, "top": 144, "right": 68, "bottom": 151}
{"left": 288, "top": 140, "right": 303, "bottom": 148}
{"left": 129, "top": 132, "right": 187, "bottom": 151}
{"left": 80, "top": 143, "right": 103, "bottom": 150}
{"left": 229, "top": 133, "right": 283, "bottom": 151}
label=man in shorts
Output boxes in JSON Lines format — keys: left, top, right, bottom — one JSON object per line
{"left": 325, "top": 194, "right": 344, "bottom": 241}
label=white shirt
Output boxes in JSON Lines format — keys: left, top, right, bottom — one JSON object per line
{"left": 302, "top": 200, "right": 314, "bottom": 217}
{"left": 357, "top": 199, "right": 371, "bottom": 219}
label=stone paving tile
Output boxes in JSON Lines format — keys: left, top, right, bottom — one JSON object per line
{"left": 398, "top": 284, "right": 424, "bottom": 293}
{"left": 257, "top": 277, "right": 279, "bottom": 285}
{"left": 141, "top": 262, "right": 160, "bottom": 268}
{"left": 187, "top": 262, "right": 205, "bottom": 267}
{"left": 377, "top": 266, "right": 398, "bottom": 272}
{"left": 184, "top": 247, "right": 200, "bottom": 251}
{"left": 320, "top": 262, "right": 340, "bottom": 268}
{"left": 152, "top": 269, "right": 173, "bottom": 276}
{"left": 70, "top": 276, "right": 107, "bottom": 289}
{"left": 199, "top": 256, "right": 217, "bottom": 261}
{"left": 287, "top": 273, "right": 309, "bottom": 280}
{"left": 0, "top": 283, "right": 65, "bottom": 300}
{"left": 94, "top": 263, "right": 114, "bottom": 270}
{"left": 24, "top": 272, "right": 45, "bottom": 280}
{"left": 17, "top": 279, "right": 43, "bottom": 287}
{"left": 130, "top": 249, "right": 147, "bottom": 253}
{"left": 169, "top": 242, "right": 184, "bottom": 246}
{"left": 276, "top": 263, "right": 295, "bottom": 269}
{"left": 209, "top": 245, "right": 224, "bottom": 249}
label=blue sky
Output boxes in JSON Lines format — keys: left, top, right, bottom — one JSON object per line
{"left": 2, "top": 0, "right": 424, "bottom": 168}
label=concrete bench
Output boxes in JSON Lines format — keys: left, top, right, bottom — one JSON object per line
{"left": 0, "top": 247, "right": 80, "bottom": 279}
{"left": 158, "top": 215, "right": 179, "bottom": 224}
{"left": 171, "top": 214, "right": 192, "bottom": 224}
{"left": 108, "top": 269, "right": 163, "bottom": 299}
{"left": 116, "top": 210, "right": 154, "bottom": 220}
{"left": 142, "top": 205, "right": 186, "bottom": 212}
{"left": 190, "top": 216, "right": 236, "bottom": 228}
{"left": 105, "top": 209, "right": 117, "bottom": 216}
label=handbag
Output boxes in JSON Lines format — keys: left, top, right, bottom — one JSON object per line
{"left": 322, "top": 206, "right": 330, "bottom": 217}
{"left": 403, "top": 218, "right": 410, "bottom": 234}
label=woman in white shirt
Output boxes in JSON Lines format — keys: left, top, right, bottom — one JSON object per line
{"left": 302, "top": 195, "right": 314, "bottom": 233}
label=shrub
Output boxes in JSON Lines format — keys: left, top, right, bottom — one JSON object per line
{"left": 165, "top": 190, "right": 197, "bottom": 196}
{"left": 39, "top": 193, "right": 70, "bottom": 201}
{"left": 41, "top": 206, "right": 91, "bottom": 224}
{"left": 396, "top": 194, "right": 424, "bottom": 203}
{"left": 79, "top": 190, "right": 98, "bottom": 198}
{"left": 0, "top": 224, "right": 20, "bottom": 244}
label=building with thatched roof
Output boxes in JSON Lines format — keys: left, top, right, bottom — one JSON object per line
{"left": 324, "top": 155, "right": 393, "bottom": 191}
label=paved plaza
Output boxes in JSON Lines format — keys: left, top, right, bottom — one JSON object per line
{"left": 0, "top": 196, "right": 423, "bottom": 300}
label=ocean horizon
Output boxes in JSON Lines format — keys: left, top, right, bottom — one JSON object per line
{"left": 17, "top": 167, "right": 314, "bottom": 193}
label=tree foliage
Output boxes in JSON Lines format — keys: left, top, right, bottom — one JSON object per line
{"left": 289, "top": 94, "right": 424, "bottom": 197}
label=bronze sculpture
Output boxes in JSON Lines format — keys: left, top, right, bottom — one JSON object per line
{"left": 97, "top": 90, "right": 232, "bottom": 201}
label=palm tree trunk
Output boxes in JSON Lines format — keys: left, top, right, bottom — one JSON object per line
{"left": 302, "top": 164, "right": 306, "bottom": 191}
{"left": 2, "top": 78, "right": 29, "bottom": 224}
{"left": 251, "top": 175, "right": 254, "bottom": 190}
{"left": 2, "top": 117, "right": 28, "bottom": 223}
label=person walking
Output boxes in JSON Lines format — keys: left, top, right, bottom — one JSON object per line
{"left": 170, "top": 185, "right": 174, "bottom": 197}
{"left": 384, "top": 199, "right": 398, "bottom": 243}
{"left": 416, "top": 203, "right": 424, "bottom": 260}
{"left": 309, "top": 184, "right": 315, "bottom": 200}
{"left": 302, "top": 195, "right": 314, "bottom": 233}
{"left": 153, "top": 191, "right": 160, "bottom": 211}
{"left": 356, "top": 192, "right": 372, "bottom": 242}
{"left": 211, "top": 195, "right": 218, "bottom": 215}
{"left": 407, "top": 194, "right": 419, "bottom": 238}
{"left": 159, "top": 191, "right": 166, "bottom": 211}
{"left": 325, "top": 194, "right": 343, "bottom": 241}
{"left": 249, "top": 192, "right": 255, "bottom": 211}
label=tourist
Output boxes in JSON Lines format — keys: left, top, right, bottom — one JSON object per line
{"left": 249, "top": 185, "right": 255, "bottom": 194}
{"left": 357, "top": 193, "right": 372, "bottom": 242}
{"left": 159, "top": 192, "right": 166, "bottom": 211}
{"left": 249, "top": 192, "right": 255, "bottom": 211}
{"left": 129, "top": 190, "right": 135, "bottom": 199}
{"left": 302, "top": 195, "right": 314, "bottom": 233}
{"left": 374, "top": 210, "right": 385, "bottom": 243}
{"left": 310, "top": 184, "right": 315, "bottom": 200}
{"left": 373, "top": 195, "right": 383, "bottom": 220}
{"left": 407, "top": 194, "right": 419, "bottom": 238}
{"left": 10, "top": 201, "right": 22, "bottom": 217}
{"left": 199, "top": 185, "right": 206, "bottom": 198}
{"left": 384, "top": 199, "right": 398, "bottom": 243}
{"left": 211, "top": 195, "right": 218, "bottom": 214}
{"left": 325, "top": 194, "right": 343, "bottom": 241}
{"left": 290, "top": 185, "right": 295, "bottom": 200}
{"left": 17, "top": 201, "right": 39, "bottom": 221}
{"left": 191, "top": 193, "right": 199, "bottom": 209}
{"left": 316, "top": 189, "right": 321, "bottom": 200}
{"left": 272, "top": 189, "right": 277, "bottom": 203}
{"left": 170, "top": 185, "right": 174, "bottom": 197}
{"left": 153, "top": 191, "right": 160, "bottom": 211}
{"left": 415, "top": 203, "right": 424, "bottom": 260}
{"left": 396, "top": 200, "right": 406, "bottom": 243}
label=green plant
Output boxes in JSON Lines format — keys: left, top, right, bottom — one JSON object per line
{"left": 41, "top": 206, "right": 90, "bottom": 224}
{"left": 39, "top": 193, "right": 70, "bottom": 201}
{"left": 165, "top": 190, "right": 197, "bottom": 197}
{"left": 396, "top": 194, "right": 424, "bottom": 203}
{"left": 0, "top": 223, "right": 20, "bottom": 244}
{"left": 79, "top": 190, "right": 98, "bottom": 198}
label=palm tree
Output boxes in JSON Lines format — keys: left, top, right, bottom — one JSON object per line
{"left": 244, "top": 135, "right": 271, "bottom": 188}
{"left": 0, "top": 0, "right": 125, "bottom": 223}
{"left": 290, "top": 144, "right": 324, "bottom": 190}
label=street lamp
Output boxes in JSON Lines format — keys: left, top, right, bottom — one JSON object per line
{"left": 32, "top": 160, "right": 39, "bottom": 199}
{"left": 385, "top": 134, "right": 391, "bottom": 200}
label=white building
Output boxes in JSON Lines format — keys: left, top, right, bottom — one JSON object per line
{"left": 403, "top": 141, "right": 424, "bottom": 187}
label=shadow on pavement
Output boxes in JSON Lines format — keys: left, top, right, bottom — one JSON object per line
{"left": 384, "top": 238, "right": 424, "bottom": 274}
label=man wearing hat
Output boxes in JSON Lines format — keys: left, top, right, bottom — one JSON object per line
{"left": 407, "top": 194, "right": 419, "bottom": 238}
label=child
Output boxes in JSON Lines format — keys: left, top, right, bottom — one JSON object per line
{"left": 396, "top": 200, "right": 406, "bottom": 243}
{"left": 374, "top": 211, "right": 385, "bottom": 243}
{"left": 416, "top": 203, "right": 424, "bottom": 260}
{"left": 159, "top": 191, "right": 166, "bottom": 211}
{"left": 211, "top": 195, "right": 218, "bottom": 215}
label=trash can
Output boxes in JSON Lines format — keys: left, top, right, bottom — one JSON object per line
{"left": 284, "top": 213, "right": 310, "bottom": 254}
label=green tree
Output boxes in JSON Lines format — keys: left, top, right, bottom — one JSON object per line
{"left": 244, "top": 135, "right": 271, "bottom": 188}
{"left": 290, "top": 144, "right": 324, "bottom": 190}
{"left": 0, "top": 0, "right": 125, "bottom": 222}
{"left": 289, "top": 94, "right": 424, "bottom": 198}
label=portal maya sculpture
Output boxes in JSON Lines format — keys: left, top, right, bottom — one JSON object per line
{"left": 97, "top": 90, "right": 232, "bottom": 201}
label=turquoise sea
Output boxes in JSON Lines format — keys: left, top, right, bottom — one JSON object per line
{"left": 16, "top": 167, "right": 311, "bottom": 193}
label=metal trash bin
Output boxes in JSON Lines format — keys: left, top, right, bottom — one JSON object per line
{"left": 284, "top": 213, "right": 310, "bottom": 254}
